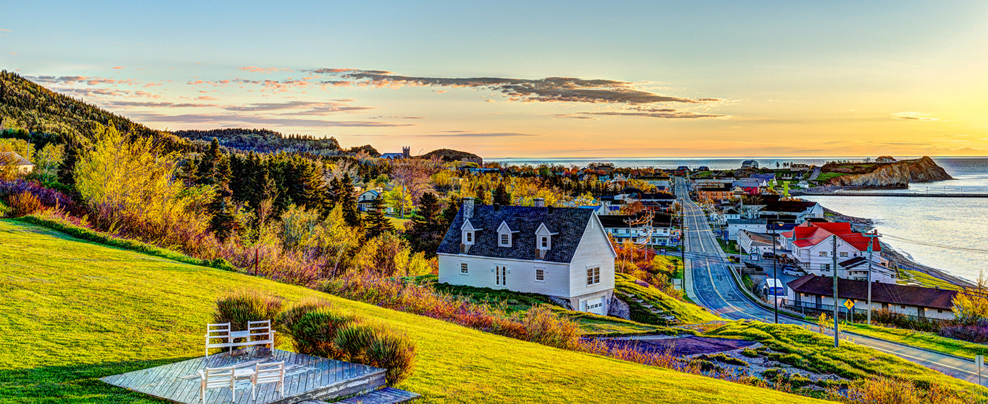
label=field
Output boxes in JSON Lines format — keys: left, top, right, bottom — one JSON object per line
{"left": 814, "top": 172, "right": 848, "bottom": 182}
{"left": 841, "top": 323, "right": 988, "bottom": 360}
{"left": 0, "top": 218, "right": 823, "bottom": 404}
{"left": 899, "top": 269, "right": 964, "bottom": 291}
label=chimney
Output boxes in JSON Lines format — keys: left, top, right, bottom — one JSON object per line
{"left": 534, "top": 198, "right": 545, "bottom": 208}
{"left": 462, "top": 197, "right": 475, "bottom": 219}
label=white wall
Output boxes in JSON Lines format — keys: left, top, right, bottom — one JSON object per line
{"left": 438, "top": 254, "right": 572, "bottom": 297}
{"left": 568, "top": 218, "right": 617, "bottom": 300}
{"left": 727, "top": 222, "right": 765, "bottom": 240}
{"left": 789, "top": 292, "right": 955, "bottom": 320}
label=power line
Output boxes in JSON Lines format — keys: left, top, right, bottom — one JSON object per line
{"left": 882, "top": 234, "right": 988, "bottom": 254}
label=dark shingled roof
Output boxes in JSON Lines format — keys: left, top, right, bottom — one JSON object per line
{"left": 762, "top": 200, "right": 818, "bottom": 213}
{"left": 787, "top": 274, "right": 957, "bottom": 310}
{"left": 597, "top": 213, "right": 673, "bottom": 229}
{"left": 437, "top": 204, "right": 597, "bottom": 263}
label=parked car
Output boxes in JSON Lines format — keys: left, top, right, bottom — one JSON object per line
{"left": 782, "top": 266, "right": 802, "bottom": 277}
{"left": 762, "top": 252, "right": 775, "bottom": 259}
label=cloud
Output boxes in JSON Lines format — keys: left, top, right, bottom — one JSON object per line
{"left": 113, "top": 66, "right": 124, "bottom": 70}
{"left": 367, "top": 116, "right": 425, "bottom": 120}
{"left": 892, "top": 111, "right": 939, "bottom": 121}
{"left": 127, "top": 112, "right": 415, "bottom": 128}
{"left": 426, "top": 131, "right": 536, "bottom": 138}
{"left": 239, "top": 66, "right": 293, "bottom": 73}
{"left": 0, "top": 28, "right": 10, "bottom": 33}
{"left": 554, "top": 113, "right": 599, "bottom": 120}
{"left": 221, "top": 100, "right": 373, "bottom": 116}
{"left": 103, "top": 101, "right": 215, "bottom": 108}
{"left": 577, "top": 111, "right": 724, "bottom": 119}
{"left": 315, "top": 69, "right": 722, "bottom": 105}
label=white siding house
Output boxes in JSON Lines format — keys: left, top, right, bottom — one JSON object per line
{"left": 437, "top": 198, "right": 617, "bottom": 315}
{"left": 786, "top": 275, "right": 956, "bottom": 321}
{"left": 781, "top": 221, "right": 894, "bottom": 283}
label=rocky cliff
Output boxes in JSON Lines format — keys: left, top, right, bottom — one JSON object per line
{"left": 828, "top": 156, "right": 952, "bottom": 188}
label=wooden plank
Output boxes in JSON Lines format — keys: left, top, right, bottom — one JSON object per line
{"left": 162, "top": 357, "right": 206, "bottom": 401}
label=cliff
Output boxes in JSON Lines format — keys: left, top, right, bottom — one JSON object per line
{"left": 828, "top": 156, "right": 952, "bottom": 188}
{"left": 420, "top": 148, "right": 483, "bottom": 165}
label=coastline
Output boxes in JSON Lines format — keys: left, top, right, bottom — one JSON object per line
{"left": 820, "top": 206, "right": 974, "bottom": 289}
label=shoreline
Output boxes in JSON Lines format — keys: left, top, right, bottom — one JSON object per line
{"left": 820, "top": 206, "right": 974, "bottom": 289}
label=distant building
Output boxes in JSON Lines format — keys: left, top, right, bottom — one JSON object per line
{"left": 0, "top": 151, "right": 34, "bottom": 175}
{"left": 726, "top": 218, "right": 766, "bottom": 241}
{"left": 598, "top": 213, "right": 674, "bottom": 247}
{"left": 758, "top": 201, "right": 824, "bottom": 222}
{"left": 741, "top": 160, "right": 759, "bottom": 169}
{"left": 437, "top": 198, "right": 617, "bottom": 315}
{"left": 696, "top": 185, "right": 733, "bottom": 201}
{"left": 787, "top": 275, "right": 956, "bottom": 321}
{"left": 737, "top": 230, "right": 784, "bottom": 256}
{"left": 790, "top": 163, "right": 811, "bottom": 171}
{"left": 357, "top": 190, "right": 380, "bottom": 211}
{"left": 381, "top": 146, "right": 411, "bottom": 160}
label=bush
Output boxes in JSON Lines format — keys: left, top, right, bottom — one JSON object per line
{"left": 280, "top": 305, "right": 357, "bottom": 357}
{"left": 365, "top": 330, "right": 417, "bottom": 386}
{"left": 333, "top": 322, "right": 377, "bottom": 363}
{"left": 831, "top": 376, "right": 965, "bottom": 404}
{"left": 213, "top": 290, "right": 283, "bottom": 331}
{"left": 522, "top": 305, "right": 581, "bottom": 350}
{"left": 6, "top": 191, "right": 43, "bottom": 217}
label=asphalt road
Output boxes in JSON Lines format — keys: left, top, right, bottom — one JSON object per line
{"left": 673, "top": 177, "right": 987, "bottom": 387}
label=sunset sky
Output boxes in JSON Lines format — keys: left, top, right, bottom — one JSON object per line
{"left": 2, "top": 1, "right": 987, "bottom": 158}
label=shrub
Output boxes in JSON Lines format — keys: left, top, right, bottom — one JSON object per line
{"left": 213, "top": 290, "right": 283, "bottom": 331}
{"left": 6, "top": 191, "right": 42, "bottom": 217}
{"left": 831, "top": 376, "right": 965, "bottom": 404}
{"left": 938, "top": 320, "right": 988, "bottom": 344}
{"left": 281, "top": 306, "right": 357, "bottom": 357}
{"left": 522, "top": 305, "right": 581, "bottom": 350}
{"left": 365, "top": 330, "right": 417, "bottom": 386}
{"left": 333, "top": 322, "right": 377, "bottom": 363}
{"left": 741, "top": 348, "right": 759, "bottom": 357}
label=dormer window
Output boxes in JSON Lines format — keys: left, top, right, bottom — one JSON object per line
{"left": 497, "top": 221, "right": 517, "bottom": 248}
{"left": 466, "top": 232, "right": 474, "bottom": 243}
{"left": 535, "top": 222, "right": 558, "bottom": 259}
{"left": 461, "top": 219, "right": 481, "bottom": 249}
{"left": 540, "top": 236, "right": 548, "bottom": 249}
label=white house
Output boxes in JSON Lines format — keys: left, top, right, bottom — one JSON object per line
{"left": 0, "top": 151, "right": 34, "bottom": 175}
{"left": 737, "top": 230, "right": 783, "bottom": 256}
{"left": 726, "top": 218, "right": 767, "bottom": 241}
{"left": 356, "top": 190, "right": 380, "bottom": 211}
{"left": 598, "top": 213, "right": 674, "bottom": 247}
{"left": 786, "top": 274, "right": 956, "bottom": 321}
{"left": 780, "top": 221, "right": 894, "bottom": 283}
{"left": 437, "top": 197, "right": 617, "bottom": 315}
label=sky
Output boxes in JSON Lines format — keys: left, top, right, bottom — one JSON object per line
{"left": 2, "top": 1, "right": 987, "bottom": 158}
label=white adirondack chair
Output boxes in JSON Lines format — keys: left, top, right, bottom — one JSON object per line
{"left": 250, "top": 361, "right": 285, "bottom": 400}
{"left": 204, "top": 321, "right": 275, "bottom": 357}
{"left": 198, "top": 366, "right": 236, "bottom": 404}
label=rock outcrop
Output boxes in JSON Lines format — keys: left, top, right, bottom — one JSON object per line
{"left": 829, "top": 156, "right": 951, "bottom": 188}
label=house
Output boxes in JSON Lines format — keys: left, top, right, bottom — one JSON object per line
{"left": 790, "top": 163, "right": 811, "bottom": 171}
{"left": 356, "top": 190, "right": 380, "bottom": 211}
{"left": 696, "top": 185, "right": 733, "bottom": 201}
{"left": 741, "top": 160, "right": 759, "bottom": 169}
{"left": 732, "top": 179, "right": 762, "bottom": 195}
{"left": 726, "top": 218, "right": 767, "bottom": 241}
{"left": 759, "top": 201, "right": 824, "bottom": 222}
{"left": 599, "top": 213, "right": 674, "bottom": 247}
{"left": 381, "top": 146, "right": 411, "bottom": 160}
{"left": 437, "top": 197, "right": 617, "bottom": 315}
{"left": 737, "top": 230, "right": 784, "bottom": 257}
{"left": 0, "top": 151, "right": 34, "bottom": 175}
{"left": 780, "top": 221, "right": 893, "bottom": 283}
{"left": 786, "top": 275, "right": 956, "bottom": 321}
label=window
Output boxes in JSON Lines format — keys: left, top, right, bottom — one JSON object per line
{"left": 540, "top": 237, "right": 548, "bottom": 248}
{"left": 819, "top": 251, "right": 828, "bottom": 257}
{"left": 587, "top": 267, "right": 601, "bottom": 286}
{"left": 937, "top": 309, "right": 943, "bottom": 313}
{"left": 460, "top": 262, "right": 468, "bottom": 274}
{"left": 500, "top": 233, "right": 509, "bottom": 246}
{"left": 466, "top": 232, "right": 473, "bottom": 243}
{"left": 820, "top": 264, "right": 830, "bottom": 270}
{"left": 901, "top": 305, "right": 906, "bottom": 309}
{"left": 840, "top": 252, "right": 848, "bottom": 257}
{"left": 535, "top": 268, "right": 545, "bottom": 282}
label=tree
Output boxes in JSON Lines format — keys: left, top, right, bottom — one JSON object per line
{"left": 209, "top": 156, "right": 237, "bottom": 240}
{"left": 953, "top": 270, "right": 988, "bottom": 324}
{"left": 406, "top": 192, "right": 445, "bottom": 256}
{"left": 493, "top": 183, "right": 512, "bottom": 205}
{"left": 365, "top": 197, "right": 394, "bottom": 239}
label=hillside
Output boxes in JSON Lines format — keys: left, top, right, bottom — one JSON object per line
{"left": 0, "top": 218, "right": 822, "bottom": 404}
{"left": 173, "top": 128, "right": 343, "bottom": 155}
{"left": 825, "top": 156, "right": 952, "bottom": 188}
{"left": 0, "top": 71, "right": 190, "bottom": 151}
{"left": 420, "top": 148, "right": 483, "bottom": 164}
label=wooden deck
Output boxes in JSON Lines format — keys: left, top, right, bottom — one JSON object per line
{"left": 101, "top": 347, "right": 385, "bottom": 404}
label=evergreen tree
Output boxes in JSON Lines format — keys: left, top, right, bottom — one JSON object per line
{"left": 365, "top": 197, "right": 394, "bottom": 239}
{"left": 407, "top": 192, "right": 445, "bottom": 255}
{"left": 493, "top": 183, "right": 512, "bottom": 205}
{"left": 197, "top": 138, "right": 221, "bottom": 185}
{"left": 209, "top": 156, "right": 237, "bottom": 240}
{"left": 338, "top": 173, "right": 362, "bottom": 227}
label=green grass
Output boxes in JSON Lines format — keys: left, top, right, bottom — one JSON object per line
{"left": 899, "top": 269, "right": 963, "bottom": 291}
{"left": 717, "top": 239, "right": 739, "bottom": 255}
{"left": 615, "top": 273, "right": 722, "bottom": 325}
{"left": 552, "top": 308, "right": 685, "bottom": 337}
{"left": 814, "top": 172, "right": 848, "bottom": 182}
{"left": 841, "top": 322, "right": 988, "bottom": 360}
{"left": 0, "top": 219, "right": 823, "bottom": 404}
{"left": 386, "top": 216, "right": 411, "bottom": 231}
{"left": 420, "top": 275, "right": 555, "bottom": 313}
{"left": 705, "top": 321, "right": 987, "bottom": 400}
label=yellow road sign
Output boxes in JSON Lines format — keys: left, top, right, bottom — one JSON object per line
{"left": 843, "top": 299, "right": 855, "bottom": 310}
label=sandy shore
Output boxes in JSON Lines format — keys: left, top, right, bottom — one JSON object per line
{"left": 821, "top": 206, "right": 974, "bottom": 288}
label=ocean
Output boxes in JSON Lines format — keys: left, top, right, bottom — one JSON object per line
{"left": 489, "top": 157, "right": 988, "bottom": 283}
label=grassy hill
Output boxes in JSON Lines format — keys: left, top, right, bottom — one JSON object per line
{"left": 0, "top": 218, "right": 823, "bottom": 403}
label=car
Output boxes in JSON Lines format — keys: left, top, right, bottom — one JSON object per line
{"left": 783, "top": 266, "right": 802, "bottom": 277}
{"left": 762, "top": 252, "right": 775, "bottom": 259}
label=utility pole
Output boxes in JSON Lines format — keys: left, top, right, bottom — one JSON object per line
{"left": 864, "top": 231, "right": 881, "bottom": 325}
{"left": 833, "top": 234, "right": 840, "bottom": 348}
{"left": 772, "top": 222, "right": 779, "bottom": 324}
